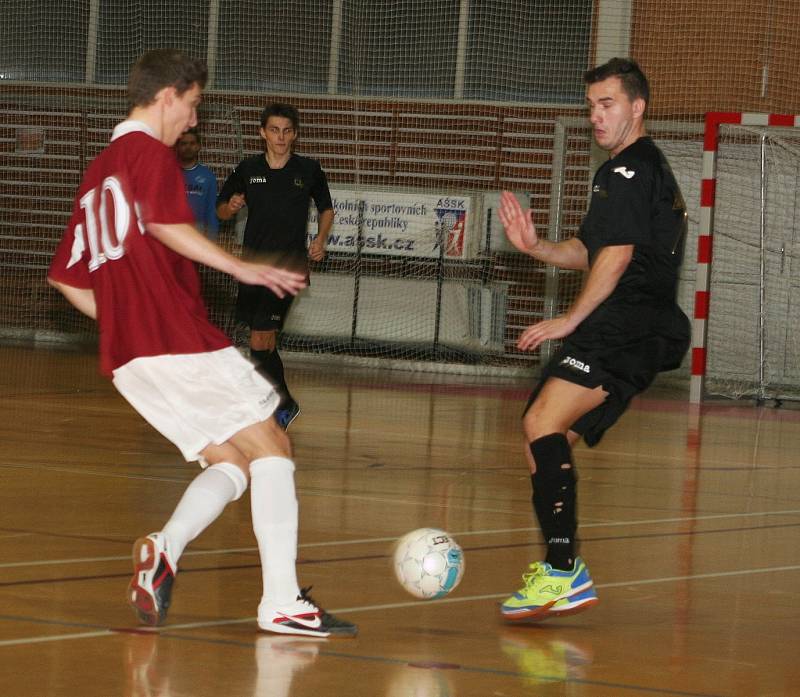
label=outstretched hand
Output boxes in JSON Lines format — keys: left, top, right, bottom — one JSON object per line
{"left": 516, "top": 315, "right": 577, "bottom": 352}
{"left": 498, "top": 191, "right": 539, "bottom": 254}
{"left": 234, "top": 261, "right": 307, "bottom": 298}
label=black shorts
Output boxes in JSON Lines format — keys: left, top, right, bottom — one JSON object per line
{"left": 235, "top": 284, "right": 295, "bottom": 331}
{"left": 524, "top": 308, "right": 689, "bottom": 447}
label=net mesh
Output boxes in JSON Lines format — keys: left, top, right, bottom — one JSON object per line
{"left": 0, "top": 1, "right": 798, "bottom": 385}
{"left": 705, "top": 125, "right": 800, "bottom": 401}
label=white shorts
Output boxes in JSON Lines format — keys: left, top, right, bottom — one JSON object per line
{"left": 112, "top": 347, "right": 279, "bottom": 463}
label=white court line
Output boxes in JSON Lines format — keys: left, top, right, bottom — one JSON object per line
{"left": 0, "top": 461, "right": 187, "bottom": 484}
{"left": 0, "top": 461, "right": 522, "bottom": 515}
{"left": 1, "top": 433, "right": 793, "bottom": 489}
{"left": 0, "top": 630, "right": 117, "bottom": 646}
{"left": 300, "top": 489, "right": 525, "bottom": 515}
{"left": 2, "top": 562, "right": 800, "bottom": 648}
{"left": 2, "top": 507, "right": 800, "bottom": 570}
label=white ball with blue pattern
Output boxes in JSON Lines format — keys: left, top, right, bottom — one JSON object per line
{"left": 393, "top": 528, "right": 464, "bottom": 600}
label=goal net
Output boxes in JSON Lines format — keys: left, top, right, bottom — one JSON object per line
{"left": 0, "top": 1, "right": 797, "bottom": 384}
{"left": 0, "top": 0, "right": 600, "bottom": 376}
{"left": 702, "top": 123, "right": 800, "bottom": 401}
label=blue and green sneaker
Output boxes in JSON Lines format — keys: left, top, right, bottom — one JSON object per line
{"left": 545, "top": 585, "right": 598, "bottom": 619}
{"left": 501, "top": 557, "right": 596, "bottom": 621}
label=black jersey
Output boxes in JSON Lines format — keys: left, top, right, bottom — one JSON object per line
{"left": 575, "top": 136, "right": 688, "bottom": 348}
{"left": 526, "top": 137, "right": 690, "bottom": 445}
{"left": 580, "top": 136, "right": 686, "bottom": 305}
{"left": 218, "top": 153, "right": 333, "bottom": 265}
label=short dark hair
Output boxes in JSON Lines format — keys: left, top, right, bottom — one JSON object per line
{"left": 128, "top": 49, "right": 207, "bottom": 108}
{"left": 179, "top": 127, "right": 200, "bottom": 143}
{"left": 260, "top": 103, "right": 300, "bottom": 130}
{"left": 584, "top": 57, "right": 649, "bottom": 106}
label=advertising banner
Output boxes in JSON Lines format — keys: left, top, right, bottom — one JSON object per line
{"left": 308, "top": 189, "right": 474, "bottom": 259}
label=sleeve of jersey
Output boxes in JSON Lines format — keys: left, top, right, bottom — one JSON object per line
{"left": 47, "top": 209, "right": 92, "bottom": 289}
{"left": 310, "top": 161, "right": 333, "bottom": 212}
{"left": 597, "top": 157, "right": 652, "bottom": 247}
{"left": 217, "top": 164, "right": 246, "bottom": 205}
{"left": 136, "top": 142, "right": 194, "bottom": 225}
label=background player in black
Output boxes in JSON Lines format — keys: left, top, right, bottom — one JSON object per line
{"left": 497, "top": 58, "right": 690, "bottom": 621}
{"left": 218, "top": 103, "right": 334, "bottom": 429}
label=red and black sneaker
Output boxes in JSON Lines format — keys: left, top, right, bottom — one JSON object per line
{"left": 127, "top": 533, "right": 176, "bottom": 626}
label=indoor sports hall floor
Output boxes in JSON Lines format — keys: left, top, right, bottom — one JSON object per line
{"left": 1, "top": 345, "right": 798, "bottom": 697}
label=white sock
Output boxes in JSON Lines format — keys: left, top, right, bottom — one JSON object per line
{"left": 250, "top": 456, "right": 301, "bottom": 607}
{"left": 162, "top": 462, "right": 248, "bottom": 562}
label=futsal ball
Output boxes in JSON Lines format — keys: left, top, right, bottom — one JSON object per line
{"left": 393, "top": 527, "right": 464, "bottom": 599}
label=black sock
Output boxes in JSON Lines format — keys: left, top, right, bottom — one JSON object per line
{"left": 250, "top": 348, "right": 295, "bottom": 408}
{"left": 529, "top": 433, "right": 577, "bottom": 571}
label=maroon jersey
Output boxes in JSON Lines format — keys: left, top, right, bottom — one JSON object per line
{"left": 49, "top": 121, "right": 231, "bottom": 375}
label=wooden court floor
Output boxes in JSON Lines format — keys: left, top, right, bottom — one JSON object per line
{"left": 1, "top": 345, "right": 799, "bottom": 697}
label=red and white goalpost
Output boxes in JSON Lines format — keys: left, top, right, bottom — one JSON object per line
{"left": 690, "top": 111, "right": 800, "bottom": 403}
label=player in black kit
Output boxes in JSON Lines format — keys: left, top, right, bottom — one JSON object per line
{"left": 218, "top": 103, "right": 334, "bottom": 429}
{"left": 498, "top": 58, "right": 690, "bottom": 621}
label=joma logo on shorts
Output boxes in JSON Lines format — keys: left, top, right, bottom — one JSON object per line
{"left": 560, "top": 356, "right": 591, "bottom": 373}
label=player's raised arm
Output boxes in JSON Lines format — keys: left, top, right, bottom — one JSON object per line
{"left": 147, "top": 221, "right": 306, "bottom": 297}
{"left": 499, "top": 190, "right": 589, "bottom": 271}
{"left": 498, "top": 190, "right": 540, "bottom": 254}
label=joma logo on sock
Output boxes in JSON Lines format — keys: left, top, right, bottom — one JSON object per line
{"left": 560, "top": 356, "right": 591, "bottom": 373}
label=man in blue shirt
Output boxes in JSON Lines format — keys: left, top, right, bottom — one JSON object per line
{"left": 176, "top": 128, "right": 219, "bottom": 241}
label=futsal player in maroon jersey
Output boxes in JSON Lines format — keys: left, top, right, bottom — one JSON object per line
{"left": 48, "top": 48, "right": 355, "bottom": 637}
